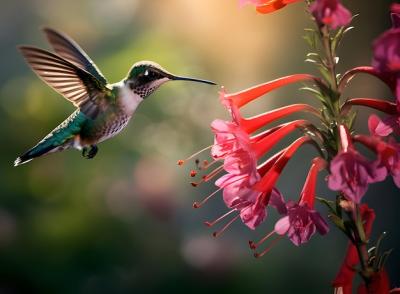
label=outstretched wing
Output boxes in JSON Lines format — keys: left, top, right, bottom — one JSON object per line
{"left": 42, "top": 27, "right": 108, "bottom": 85}
{"left": 19, "top": 46, "right": 110, "bottom": 119}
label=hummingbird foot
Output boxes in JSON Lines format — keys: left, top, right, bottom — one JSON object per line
{"left": 82, "top": 145, "right": 98, "bottom": 159}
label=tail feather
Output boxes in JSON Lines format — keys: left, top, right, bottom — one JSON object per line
{"left": 14, "top": 110, "right": 86, "bottom": 166}
{"left": 14, "top": 143, "right": 61, "bottom": 166}
{"left": 14, "top": 131, "right": 76, "bottom": 166}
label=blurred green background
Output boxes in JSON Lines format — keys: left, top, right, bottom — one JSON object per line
{"left": 0, "top": 0, "right": 398, "bottom": 293}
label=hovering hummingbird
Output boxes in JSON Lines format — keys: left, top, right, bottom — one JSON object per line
{"left": 14, "top": 28, "right": 216, "bottom": 166}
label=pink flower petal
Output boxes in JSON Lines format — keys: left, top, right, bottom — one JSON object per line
{"left": 274, "top": 216, "right": 290, "bottom": 235}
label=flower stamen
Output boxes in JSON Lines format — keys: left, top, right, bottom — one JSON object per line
{"left": 204, "top": 209, "right": 237, "bottom": 227}
{"left": 212, "top": 214, "right": 240, "bottom": 237}
{"left": 177, "top": 145, "right": 213, "bottom": 166}
{"left": 249, "top": 230, "right": 276, "bottom": 249}
{"left": 193, "top": 188, "right": 223, "bottom": 208}
{"left": 254, "top": 235, "right": 284, "bottom": 258}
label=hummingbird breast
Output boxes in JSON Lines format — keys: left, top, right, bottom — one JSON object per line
{"left": 95, "top": 112, "right": 132, "bottom": 143}
{"left": 79, "top": 82, "right": 142, "bottom": 146}
{"left": 80, "top": 110, "right": 132, "bottom": 146}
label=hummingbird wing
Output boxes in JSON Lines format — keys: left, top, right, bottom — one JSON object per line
{"left": 42, "top": 27, "right": 108, "bottom": 85}
{"left": 19, "top": 46, "right": 111, "bottom": 119}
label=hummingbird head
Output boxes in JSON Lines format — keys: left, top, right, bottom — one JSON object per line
{"left": 125, "top": 61, "right": 216, "bottom": 99}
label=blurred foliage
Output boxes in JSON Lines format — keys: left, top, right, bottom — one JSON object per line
{"left": 0, "top": 0, "right": 398, "bottom": 293}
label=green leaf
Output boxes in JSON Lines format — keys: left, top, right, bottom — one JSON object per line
{"left": 346, "top": 110, "right": 358, "bottom": 129}
{"left": 316, "top": 197, "right": 336, "bottom": 214}
{"left": 377, "top": 249, "right": 393, "bottom": 270}
{"left": 331, "top": 26, "right": 354, "bottom": 53}
{"left": 328, "top": 214, "right": 345, "bottom": 231}
{"left": 355, "top": 206, "right": 367, "bottom": 243}
{"left": 372, "top": 231, "right": 387, "bottom": 269}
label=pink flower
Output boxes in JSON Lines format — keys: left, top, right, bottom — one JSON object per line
{"left": 184, "top": 76, "right": 323, "bottom": 239}
{"left": 215, "top": 170, "right": 260, "bottom": 208}
{"left": 327, "top": 126, "right": 387, "bottom": 203}
{"left": 240, "top": 189, "right": 284, "bottom": 229}
{"left": 215, "top": 149, "right": 286, "bottom": 229}
{"left": 310, "top": 0, "right": 352, "bottom": 30}
{"left": 274, "top": 158, "right": 329, "bottom": 246}
{"left": 368, "top": 113, "right": 399, "bottom": 137}
{"left": 343, "top": 100, "right": 398, "bottom": 136}
{"left": 274, "top": 202, "right": 329, "bottom": 246}
{"left": 210, "top": 119, "right": 249, "bottom": 159}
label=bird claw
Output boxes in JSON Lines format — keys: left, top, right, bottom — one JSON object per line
{"left": 82, "top": 145, "right": 98, "bottom": 159}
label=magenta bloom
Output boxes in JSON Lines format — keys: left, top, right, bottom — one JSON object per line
{"left": 368, "top": 114, "right": 399, "bottom": 137}
{"left": 215, "top": 170, "right": 260, "bottom": 208}
{"left": 240, "top": 189, "right": 284, "bottom": 230}
{"left": 273, "top": 157, "right": 329, "bottom": 246}
{"left": 310, "top": 0, "right": 352, "bottom": 30}
{"left": 328, "top": 126, "right": 387, "bottom": 203}
{"left": 274, "top": 201, "right": 329, "bottom": 246}
{"left": 210, "top": 120, "right": 249, "bottom": 160}
{"left": 328, "top": 150, "right": 386, "bottom": 203}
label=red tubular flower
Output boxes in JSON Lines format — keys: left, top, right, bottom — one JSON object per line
{"left": 339, "top": 66, "right": 397, "bottom": 94}
{"left": 310, "top": 0, "right": 352, "bottom": 30}
{"left": 250, "top": 119, "right": 310, "bottom": 158}
{"left": 223, "top": 74, "right": 322, "bottom": 108}
{"left": 345, "top": 98, "right": 397, "bottom": 115}
{"left": 240, "top": 0, "right": 303, "bottom": 14}
{"left": 184, "top": 75, "right": 322, "bottom": 241}
{"left": 253, "top": 136, "right": 312, "bottom": 199}
{"left": 332, "top": 205, "right": 376, "bottom": 294}
{"left": 240, "top": 104, "right": 319, "bottom": 134}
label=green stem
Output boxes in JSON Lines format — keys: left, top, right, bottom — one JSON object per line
{"left": 321, "top": 27, "right": 338, "bottom": 94}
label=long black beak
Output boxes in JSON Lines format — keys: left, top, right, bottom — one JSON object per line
{"left": 168, "top": 74, "right": 217, "bottom": 85}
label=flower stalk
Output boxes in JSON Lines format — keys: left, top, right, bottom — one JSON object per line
{"left": 179, "top": 1, "right": 399, "bottom": 292}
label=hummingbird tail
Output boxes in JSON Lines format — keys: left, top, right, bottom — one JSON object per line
{"left": 14, "top": 110, "right": 86, "bottom": 166}
{"left": 14, "top": 143, "right": 63, "bottom": 166}
{"left": 14, "top": 133, "right": 76, "bottom": 166}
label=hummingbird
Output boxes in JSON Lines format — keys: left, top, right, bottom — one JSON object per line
{"left": 14, "top": 28, "right": 215, "bottom": 166}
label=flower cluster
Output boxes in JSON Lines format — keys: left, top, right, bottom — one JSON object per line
{"left": 180, "top": 75, "right": 330, "bottom": 254}
{"left": 179, "top": 0, "right": 399, "bottom": 291}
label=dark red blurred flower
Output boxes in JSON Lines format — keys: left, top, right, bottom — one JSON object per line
{"left": 332, "top": 205, "right": 376, "bottom": 294}
{"left": 310, "top": 0, "right": 352, "bottom": 29}
{"left": 357, "top": 270, "right": 391, "bottom": 294}
{"left": 391, "top": 3, "right": 400, "bottom": 28}
{"left": 372, "top": 26, "right": 400, "bottom": 100}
